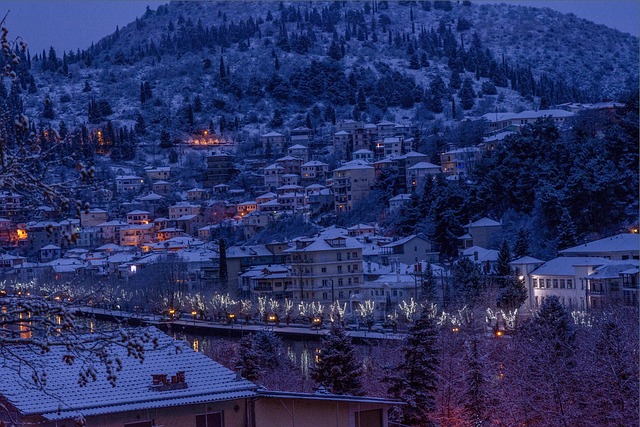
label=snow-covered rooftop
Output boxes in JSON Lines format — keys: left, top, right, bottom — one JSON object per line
{"left": 559, "top": 233, "right": 639, "bottom": 255}
{"left": 0, "top": 328, "right": 255, "bottom": 420}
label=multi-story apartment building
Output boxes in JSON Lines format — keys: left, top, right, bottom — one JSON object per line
{"left": 168, "top": 202, "right": 200, "bottom": 219}
{"left": 440, "top": 147, "right": 482, "bottom": 177}
{"left": 261, "top": 131, "right": 286, "bottom": 155}
{"left": 126, "top": 210, "right": 152, "bottom": 225}
{"left": 332, "top": 160, "right": 375, "bottom": 213}
{"left": 80, "top": 209, "right": 109, "bottom": 228}
{"left": 285, "top": 234, "right": 364, "bottom": 303}
{"left": 204, "top": 152, "right": 236, "bottom": 186}
{"left": 115, "top": 175, "right": 144, "bottom": 194}
{"left": 301, "top": 161, "right": 329, "bottom": 183}
{"left": 145, "top": 166, "right": 171, "bottom": 181}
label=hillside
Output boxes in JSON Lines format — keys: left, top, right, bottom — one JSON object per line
{"left": 11, "top": 1, "right": 640, "bottom": 145}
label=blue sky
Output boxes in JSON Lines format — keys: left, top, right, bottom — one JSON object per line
{"left": 1, "top": 1, "right": 637, "bottom": 54}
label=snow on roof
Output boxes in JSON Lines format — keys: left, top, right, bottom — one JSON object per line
{"left": 138, "top": 193, "right": 163, "bottom": 201}
{"left": 334, "top": 130, "right": 350, "bottom": 135}
{"left": 514, "top": 109, "right": 574, "bottom": 119}
{"left": 264, "top": 163, "right": 284, "bottom": 170}
{"left": 305, "top": 184, "right": 327, "bottom": 190}
{"left": 444, "top": 146, "right": 481, "bottom": 155}
{"left": 153, "top": 180, "right": 170, "bottom": 185}
{"left": 559, "top": 233, "right": 640, "bottom": 255}
{"left": 377, "top": 121, "right": 396, "bottom": 126}
{"left": 0, "top": 327, "right": 255, "bottom": 420}
{"left": 256, "top": 192, "right": 277, "bottom": 199}
{"left": 277, "top": 184, "right": 303, "bottom": 190}
{"left": 480, "top": 112, "right": 517, "bottom": 122}
{"left": 403, "top": 151, "right": 428, "bottom": 158}
{"left": 462, "top": 246, "right": 499, "bottom": 262}
{"left": 276, "top": 155, "right": 303, "bottom": 162}
{"left": 40, "top": 244, "right": 61, "bottom": 250}
{"left": 261, "top": 131, "right": 284, "bottom": 137}
{"left": 531, "top": 257, "right": 610, "bottom": 276}
{"left": 467, "top": 217, "right": 501, "bottom": 228}
{"left": 347, "top": 223, "right": 375, "bottom": 230}
{"left": 389, "top": 194, "right": 411, "bottom": 202}
{"left": 86, "top": 208, "right": 108, "bottom": 213}
{"left": 510, "top": 256, "right": 544, "bottom": 265}
{"left": 302, "top": 160, "right": 328, "bottom": 167}
{"left": 285, "top": 235, "right": 363, "bottom": 253}
{"left": 127, "top": 210, "right": 150, "bottom": 215}
{"left": 116, "top": 175, "right": 142, "bottom": 180}
{"left": 408, "top": 161, "right": 440, "bottom": 170}
{"left": 288, "top": 144, "right": 308, "bottom": 149}
{"left": 382, "top": 235, "right": 427, "bottom": 248}
{"left": 353, "top": 149, "right": 373, "bottom": 154}
{"left": 292, "top": 126, "right": 311, "bottom": 131}
{"left": 483, "top": 131, "right": 515, "bottom": 143}
{"left": 213, "top": 183, "right": 230, "bottom": 188}
{"left": 333, "top": 160, "right": 374, "bottom": 172}
{"left": 226, "top": 245, "right": 274, "bottom": 258}
{"left": 587, "top": 261, "right": 640, "bottom": 280}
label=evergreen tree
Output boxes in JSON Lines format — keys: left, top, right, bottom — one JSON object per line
{"left": 449, "top": 70, "right": 462, "bottom": 90}
{"left": 219, "top": 56, "right": 226, "bottom": 81}
{"left": 193, "top": 95, "right": 203, "bottom": 112}
{"left": 513, "top": 228, "right": 530, "bottom": 259}
{"left": 527, "top": 296, "right": 575, "bottom": 358}
{"left": 496, "top": 274, "right": 527, "bottom": 312}
{"left": 135, "top": 112, "right": 146, "bottom": 135}
{"left": 219, "top": 238, "right": 228, "bottom": 291}
{"left": 327, "top": 40, "right": 343, "bottom": 60}
{"left": 312, "top": 326, "right": 363, "bottom": 395}
{"left": 421, "top": 262, "right": 436, "bottom": 302}
{"left": 452, "top": 257, "right": 483, "bottom": 307}
{"left": 426, "top": 75, "right": 446, "bottom": 113}
{"left": 495, "top": 239, "right": 512, "bottom": 278}
{"left": 235, "top": 334, "right": 261, "bottom": 381}
{"left": 159, "top": 128, "right": 172, "bottom": 148}
{"left": 82, "top": 80, "right": 91, "bottom": 93}
{"left": 269, "top": 109, "right": 284, "bottom": 128}
{"left": 459, "top": 77, "right": 476, "bottom": 110}
{"left": 356, "top": 87, "right": 367, "bottom": 111}
{"left": 42, "top": 96, "right": 55, "bottom": 120}
{"left": 140, "top": 82, "right": 147, "bottom": 104}
{"left": 556, "top": 208, "right": 578, "bottom": 250}
{"left": 387, "top": 310, "right": 439, "bottom": 426}
{"left": 464, "top": 337, "right": 486, "bottom": 426}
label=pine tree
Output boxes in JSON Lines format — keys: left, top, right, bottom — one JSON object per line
{"left": 219, "top": 238, "right": 228, "bottom": 291}
{"left": 42, "top": 96, "right": 55, "bottom": 120}
{"left": 513, "top": 228, "right": 529, "bottom": 259}
{"left": 312, "top": 326, "right": 363, "bottom": 395}
{"left": 421, "top": 262, "right": 436, "bottom": 302}
{"left": 527, "top": 296, "right": 575, "bottom": 358}
{"left": 452, "top": 257, "right": 483, "bottom": 307}
{"left": 496, "top": 274, "right": 527, "bottom": 312}
{"left": 135, "top": 112, "right": 146, "bottom": 135}
{"left": 557, "top": 208, "right": 578, "bottom": 250}
{"left": 459, "top": 77, "right": 476, "bottom": 110}
{"left": 235, "top": 334, "right": 261, "bottom": 381}
{"left": 427, "top": 75, "right": 446, "bottom": 113}
{"left": 387, "top": 310, "right": 439, "bottom": 426}
{"left": 450, "top": 70, "right": 462, "bottom": 90}
{"left": 159, "top": 128, "right": 172, "bottom": 148}
{"left": 495, "top": 240, "right": 512, "bottom": 278}
{"left": 464, "top": 337, "right": 486, "bottom": 426}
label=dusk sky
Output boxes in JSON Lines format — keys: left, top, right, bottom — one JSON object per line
{"left": 0, "top": 1, "right": 638, "bottom": 54}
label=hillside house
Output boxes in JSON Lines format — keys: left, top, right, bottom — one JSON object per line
{"left": 332, "top": 160, "right": 375, "bottom": 213}
{"left": 115, "top": 175, "right": 144, "bottom": 194}
{"left": 261, "top": 131, "right": 286, "bottom": 155}
{"left": 145, "top": 166, "right": 171, "bottom": 181}
{"left": 80, "top": 208, "right": 109, "bottom": 228}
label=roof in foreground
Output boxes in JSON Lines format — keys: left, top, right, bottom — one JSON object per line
{"left": 0, "top": 327, "right": 256, "bottom": 421}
